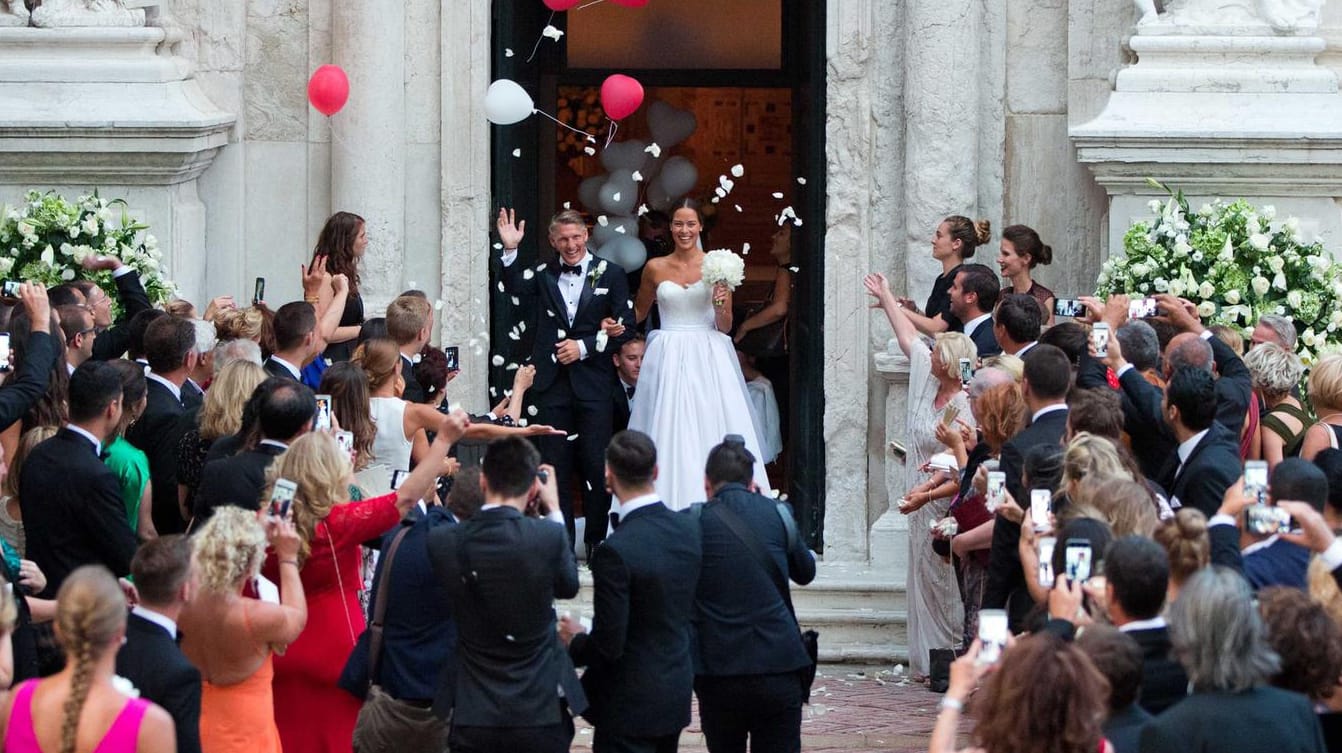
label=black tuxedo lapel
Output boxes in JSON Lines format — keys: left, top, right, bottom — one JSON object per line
{"left": 543, "top": 261, "right": 569, "bottom": 323}
{"left": 573, "top": 257, "right": 602, "bottom": 325}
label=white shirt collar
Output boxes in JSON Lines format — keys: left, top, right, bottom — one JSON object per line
{"left": 186, "top": 377, "right": 203, "bottom": 394}
{"left": 65, "top": 424, "right": 103, "bottom": 456}
{"left": 963, "top": 312, "right": 992, "bottom": 335}
{"left": 65, "top": 361, "right": 75, "bottom": 376}
{"left": 258, "top": 439, "right": 289, "bottom": 451}
{"left": 1118, "top": 616, "right": 1167, "bottom": 633}
{"left": 269, "top": 355, "right": 302, "bottom": 379}
{"left": 146, "top": 371, "right": 182, "bottom": 402}
{"left": 131, "top": 605, "right": 178, "bottom": 640}
{"left": 1242, "top": 534, "right": 1280, "bottom": 557}
{"left": 1032, "top": 403, "right": 1068, "bottom": 423}
{"left": 1013, "top": 341, "right": 1039, "bottom": 357}
{"left": 1177, "top": 429, "right": 1210, "bottom": 465}
{"left": 615, "top": 493, "right": 661, "bottom": 518}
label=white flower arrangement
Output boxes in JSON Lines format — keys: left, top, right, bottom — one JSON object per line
{"left": 0, "top": 190, "right": 177, "bottom": 310}
{"left": 701, "top": 248, "right": 745, "bottom": 290}
{"left": 1097, "top": 180, "right": 1342, "bottom": 365}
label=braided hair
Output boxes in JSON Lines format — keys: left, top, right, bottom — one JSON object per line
{"left": 54, "top": 566, "right": 127, "bottom": 753}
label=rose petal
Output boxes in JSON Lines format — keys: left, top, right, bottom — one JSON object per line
{"left": 731, "top": 164, "right": 745, "bottom": 178}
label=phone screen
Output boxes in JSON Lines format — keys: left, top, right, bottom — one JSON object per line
{"left": 1091, "top": 323, "right": 1110, "bottom": 358}
{"left": 269, "top": 478, "right": 297, "bottom": 517}
{"left": 253, "top": 277, "right": 266, "bottom": 305}
{"left": 978, "top": 609, "right": 1008, "bottom": 665}
{"left": 335, "top": 429, "right": 354, "bottom": 456}
{"left": 1030, "top": 489, "right": 1051, "bottom": 531}
{"left": 314, "top": 395, "right": 332, "bottom": 432}
{"left": 1, "top": 281, "right": 20, "bottom": 298}
{"left": 1065, "top": 541, "right": 1093, "bottom": 583}
{"left": 1053, "top": 298, "right": 1083, "bottom": 318}
{"left": 1129, "top": 297, "right": 1158, "bottom": 319}
{"left": 1038, "top": 537, "right": 1057, "bottom": 587}
{"left": 445, "top": 345, "right": 460, "bottom": 372}
{"left": 958, "top": 358, "right": 973, "bottom": 387}
{"left": 390, "top": 469, "right": 409, "bottom": 490}
{"left": 987, "top": 471, "right": 1006, "bottom": 511}
{"left": 0, "top": 332, "right": 10, "bottom": 372}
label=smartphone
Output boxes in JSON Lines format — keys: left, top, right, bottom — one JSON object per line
{"left": 958, "top": 357, "right": 974, "bottom": 388}
{"left": 0, "top": 332, "right": 10, "bottom": 373}
{"left": 1065, "top": 540, "right": 1093, "bottom": 583}
{"left": 268, "top": 478, "right": 298, "bottom": 518}
{"left": 987, "top": 471, "right": 1006, "bottom": 511}
{"left": 314, "top": 394, "right": 332, "bottom": 432}
{"left": 334, "top": 429, "right": 354, "bottom": 458}
{"left": 1030, "top": 488, "right": 1052, "bottom": 532}
{"left": 252, "top": 277, "right": 265, "bottom": 305}
{"left": 1129, "top": 297, "right": 1158, "bottom": 319}
{"left": 1037, "top": 536, "right": 1057, "bottom": 587}
{"left": 1091, "top": 322, "right": 1110, "bottom": 358}
{"left": 1244, "top": 460, "right": 1269, "bottom": 505}
{"left": 977, "top": 609, "right": 1009, "bottom": 665}
{"left": 0, "top": 280, "right": 20, "bottom": 299}
{"left": 444, "top": 345, "right": 460, "bottom": 373}
{"left": 1053, "top": 298, "right": 1083, "bottom": 318}
{"left": 390, "top": 469, "right": 409, "bottom": 490}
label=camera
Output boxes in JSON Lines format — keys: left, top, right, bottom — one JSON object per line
{"left": 978, "top": 609, "right": 1008, "bottom": 665}
{"left": 0, "top": 280, "right": 21, "bottom": 299}
{"left": 268, "top": 478, "right": 297, "bottom": 518}
{"left": 445, "top": 345, "right": 460, "bottom": 372}
{"left": 1247, "top": 504, "right": 1294, "bottom": 536}
{"left": 314, "top": 394, "right": 332, "bottom": 432}
{"left": 1091, "top": 322, "right": 1110, "bottom": 358}
{"left": 1065, "top": 539, "right": 1093, "bottom": 582}
{"left": 958, "top": 357, "right": 973, "bottom": 388}
{"left": 1053, "top": 298, "right": 1083, "bottom": 318}
{"left": 1038, "top": 536, "right": 1056, "bottom": 587}
{"left": 252, "top": 277, "right": 266, "bottom": 305}
{"left": 1129, "top": 297, "right": 1158, "bottom": 319}
{"left": 986, "top": 471, "right": 1006, "bottom": 512}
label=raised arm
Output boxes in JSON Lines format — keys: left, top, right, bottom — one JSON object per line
{"left": 250, "top": 516, "right": 308, "bottom": 647}
{"left": 864, "top": 272, "right": 918, "bottom": 357}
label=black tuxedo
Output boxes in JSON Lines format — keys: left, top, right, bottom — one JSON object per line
{"left": 116, "top": 612, "right": 201, "bottom": 753}
{"left": 181, "top": 379, "right": 204, "bottom": 410}
{"left": 427, "top": 506, "right": 586, "bottom": 747}
{"left": 126, "top": 378, "right": 191, "bottom": 534}
{"left": 500, "top": 252, "right": 635, "bottom": 547}
{"left": 1139, "top": 686, "right": 1325, "bottom": 753}
{"left": 91, "top": 270, "right": 152, "bottom": 361}
{"left": 263, "top": 357, "right": 300, "bottom": 381}
{"left": 611, "top": 380, "right": 634, "bottom": 434}
{"left": 1124, "top": 625, "right": 1189, "bottom": 715}
{"left": 967, "top": 316, "right": 1002, "bottom": 358}
{"left": 20, "top": 429, "right": 138, "bottom": 598}
{"left": 1161, "top": 423, "right": 1240, "bottom": 517}
{"left": 192, "top": 442, "right": 287, "bottom": 523}
{"left": 0, "top": 331, "right": 57, "bottom": 433}
{"left": 399, "top": 353, "right": 428, "bottom": 404}
{"left": 569, "top": 502, "right": 701, "bottom": 742}
{"left": 983, "top": 406, "right": 1068, "bottom": 630}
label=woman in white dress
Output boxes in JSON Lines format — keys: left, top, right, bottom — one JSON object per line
{"left": 628, "top": 200, "right": 772, "bottom": 510}
{"left": 866, "top": 271, "right": 974, "bottom": 679}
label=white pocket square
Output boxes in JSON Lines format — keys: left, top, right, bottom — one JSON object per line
{"left": 594, "top": 288, "right": 609, "bottom": 296}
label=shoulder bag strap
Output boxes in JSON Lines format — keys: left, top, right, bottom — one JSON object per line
{"left": 710, "top": 503, "right": 798, "bottom": 620}
{"left": 367, "top": 524, "right": 413, "bottom": 686}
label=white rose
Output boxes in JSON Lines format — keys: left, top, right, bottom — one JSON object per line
{"left": 1251, "top": 234, "right": 1272, "bottom": 252}
{"left": 1199, "top": 203, "right": 1215, "bottom": 217}
{"left": 1247, "top": 215, "right": 1261, "bottom": 235}
{"left": 144, "top": 234, "right": 158, "bottom": 251}
{"left": 1198, "top": 301, "right": 1217, "bottom": 318}
{"left": 81, "top": 216, "right": 99, "bottom": 237}
{"left": 1148, "top": 199, "right": 1163, "bottom": 213}
{"left": 1288, "top": 290, "right": 1303, "bottom": 309}
{"left": 0, "top": 258, "right": 14, "bottom": 275}
{"left": 1199, "top": 282, "right": 1216, "bottom": 299}
{"left": 60, "top": 268, "right": 75, "bottom": 281}
{"left": 1267, "top": 255, "right": 1284, "bottom": 274}
{"left": 1253, "top": 276, "right": 1271, "bottom": 296}
{"left": 1274, "top": 272, "right": 1288, "bottom": 291}
{"left": 1192, "top": 251, "right": 1204, "bottom": 262}
{"left": 97, "top": 207, "right": 114, "bottom": 224}
{"left": 59, "top": 243, "right": 73, "bottom": 256}
{"left": 1285, "top": 217, "right": 1301, "bottom": 233}
{"left": 1169, "top": 280, "right": 1185, "bottom": 297}
{"left": 1226, "top": 289, "right": 1241, "bottom": 305}
{"left": 1154, "top": 278, "right": 1170, "bottom": 293}
{"left": 66, "top": 224, "right": 80, "bottom": 239}
{"left": 1174, "top": 239, "right": 1192, "bottom": 257}
{"left": 1262, "top": 205, "right": 1277, "bottom": 220}
{"left": 16, "top": 221, "right": 34, "bottom": 238}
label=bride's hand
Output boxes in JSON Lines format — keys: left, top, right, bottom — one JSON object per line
{"left": 712, "top": 282, "right": 730, "bottom": 307}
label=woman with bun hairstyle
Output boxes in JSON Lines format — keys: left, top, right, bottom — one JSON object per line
{"left": 1153, "top": 508, "right": 1211, "bottom": 603}
{"left": 897, "top": 216, "right": 992, "bottom": 336}
{"left": 997, "top": 224, "right": 1056, "bottom": 326}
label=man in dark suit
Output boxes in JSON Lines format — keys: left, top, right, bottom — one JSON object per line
{"left": 0, "top": 284, "right": 58, "bottom": 431}
{"left": 610, "top": 336, "right": 644, "bottom": 434}
{"left": 992, "top": 293, "right": 1041, "bottom": 358}
{"left": 1158, "top": 367, "right": 1241, "bottom": 517}
{"left": 388, "top": 293, "right": 434, "bottom": 404}
{"left": 21, "top": 361, "right": 138, "bottom": 597}
{"left": 1209, "top": 459, "right": 1323, "bottom": 590}
{"left": 1103, "top": 536, "right": 1188, "bottom": 714}
{"left": 126, "top": 315, "right": 200, "bottom": 535}
{"left": 559, "top": 431, "right": 701, "bottom": 753}
{"left": 692, "top": 438, "right": 816, "bottom": 753}
{"left": 115, "top": 535, "right": 202, "bottom": 753}
{"left": 496, "top": 208, "right": 635, "bottom": 554}
{"left": 983, "top": 344, "right": 1071, "bottom": 630}
{"left": 427, "top": 436, "right": 586, "bottom": 753}
{"left": 192, "top": 378, "right": 315, "bottom": 523}
{"left": 71, "top": 255, "right": 152, "bottom": 361}
{"left": 948, "top": 263, "right": 1001, "bottom": 358}
{"left": 265, "top": 302, "right": 318, "bottom": 381}
{"left": 57, "top": 303, "right": 98, "bottom": 374}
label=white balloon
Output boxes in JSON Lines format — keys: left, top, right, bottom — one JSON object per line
{"left": 578, "top": 174, "right": 607, "bottom": 212}
{"left": 597, "top": 169, "right": 638, "bottom": 216}
{"left": 601, "top": 236, "right": 648, "bottom": 273}
{"left": 484, "top": 79, "right": 534, "bottom": 125}
{"left": 647, "top": 101, "right": 698, "bottom": 148}
{"left": 592, "top": 216, "right": 639, "bottom": 247}
{"left": 658, "top": 156, "right": 698, "bottom": 198}
{"left": 601, "top": 140, "right": 650, "bottom": 172}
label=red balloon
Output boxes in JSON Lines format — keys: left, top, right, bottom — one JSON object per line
{"left": 610, "top": 0, "right": 649, "bottom": 5}
{"left": 543, "top": 0, "right": 582, "bottom": 8}
{"left": 601, "top": 74, "right": 644, "bottom": 121}
{"left": 307, "top": 65, "right": 350, "bottom": 117}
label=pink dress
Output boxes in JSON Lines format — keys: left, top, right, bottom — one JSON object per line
{"left": 4, "top": 680, "right": 150, "bottom": 753}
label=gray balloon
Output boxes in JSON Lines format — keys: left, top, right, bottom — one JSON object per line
{"left": 601, "top": 235, "right": 648, "bottom": 273}
{"left": 658, "top": 156, "right": 698, "bottom": 198}
{"left": 597, "top": 169, "right": 638, "bottom": 216}
{"left": 578, "top": 174, "right": 607, "bottom": 213}
{"left": 592, "top": 216, "right": 640, "bottom": 247}
{"left": 600, "top": 140, "right": 650, "bottom": 173}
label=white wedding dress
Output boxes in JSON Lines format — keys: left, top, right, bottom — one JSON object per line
{"left": 630, "top": 280, "right": 773, "bottom": 510}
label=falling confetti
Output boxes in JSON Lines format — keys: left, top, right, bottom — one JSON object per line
{"left": 541, "top": 25, "right": 564, "bottom": 41}
{"left": 512, "top": 148, "right": 521, "bottom": 158}
{"left": 730, "top": 164, "right": 745, "bottom": 178}
{"left": 734, "top": 204, "right": 743, "bottom": 213}
{"left": 496, "top": 281, "right": 504, "bottom": 292}
{"left": 719, "top": 176, "right": 735, "bottom": 192}
{"left": 527, "top": 405, "right": 539, "bottom": 416}
{"left": 714, "top": 187, "right": 727, "bottom": 199}
{"left": 563, "top": 201, "right": 571, "bottom": 209}
{"left": 615, "top": 226, "right": 627, "bottom": 234}
{"left": 788, "top": 266, "right": 800, "bottom": 273}
{"left": 597, "top": 215, "right": 609, "bottom": 227}
{"left": 491, "top": 355, "right": 505, "bottom": 366}
{"left": 612, "top": 192, "right": 621, "bottom": 202}
{"left": 631, "top": 171, "right": 643, "bottom": 182}
{"left": 772, "top": 192, "right": 784, "bottom": 199}
{"left": 645, "top": 142, "right": 662, "bottom": 158}
{"left": 742, "top": 242, "right": 752, "bottom": 255}
{"left": 434, "top": 300, "right": 444, "bottom": 310}
{"left": 523, "top": 268, "right": 535, "bottom": 280}
{"left": 637, "top": 204, "right": 649, "bottom": 216}
{"left": 797, "top": 177, "right": 808, "bottom": 185}
{"left": 584, "top": 146, "right": 596, "bottom": 156}
{"left": 557, "top": 328, "right": 567, "bottom": 338}
{"left": 493, "top": 242, "right": 503, "bottom": 250}
{"left": 567, "top": 434, "right": 580, "bottom": 441}
{"left": 510, "top": 296, "right": 520, "bottom": 306}
{"left": 505, "top": 48, "right": 514, "bottom": 57}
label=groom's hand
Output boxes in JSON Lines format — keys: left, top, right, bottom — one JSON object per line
{"left": 556, "top": 339, "right": 582, "bottom": 364}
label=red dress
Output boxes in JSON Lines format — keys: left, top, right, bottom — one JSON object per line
{"left": 263, "top": 493, "right": 400, "bottom": 753}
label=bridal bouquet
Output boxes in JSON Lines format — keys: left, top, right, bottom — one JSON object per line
{"left": 0, "top": 190, "right": 177, "bottom": 311}
{"left": 1096, "top": 180, "right": 1342, "bottom": 365}
{"left": 702, "top": 249, "right": 745, "bottom": 307}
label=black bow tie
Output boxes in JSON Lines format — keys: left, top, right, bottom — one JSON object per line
{"left": 609, "top": 511, "right": 621, "bottom": 530}
{"left": 560, "top": 263, "right": 583, "bottom": 276}
{"left": 625, "top": 385, "right": 635, "bottom": 399}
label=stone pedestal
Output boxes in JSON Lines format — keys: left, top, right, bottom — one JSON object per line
{"left": 0, "top": 26, "right": 234, "bottom": 302}
{"left": 872, "top": 344, "right": 912, "bottom": 585}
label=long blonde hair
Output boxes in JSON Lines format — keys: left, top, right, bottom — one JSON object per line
{"left": 199, "top": 360, "right": 268, "bottom": 441}
{"left": 3, "top": 425, "right": 57, "bottom": 500}
{"left": 192, "top": 506, "right": 267, "bottom": 593}
{"left": 54, "top": 566, "right": 128, "bottom": 753}
{"left": 262, "top": 432, "right": 351, "bottom": 563}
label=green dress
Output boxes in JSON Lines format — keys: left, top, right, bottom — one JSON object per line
{"left": 103, "top": 435, "right": 150, "bottom": 533}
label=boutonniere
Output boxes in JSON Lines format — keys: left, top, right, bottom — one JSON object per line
{"left": 588, "top": 260, "right": 608, "bottom": 288}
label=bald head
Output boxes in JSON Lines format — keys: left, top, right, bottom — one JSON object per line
{"left": 969, "top": 367, "right": 1015, "bottom": 398}
{"left": 1165, "top": 333, "right": 1213, "bottom": 375}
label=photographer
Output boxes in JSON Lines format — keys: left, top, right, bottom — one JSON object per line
{"left": 426, "top": 436, "right": 584, "bottom": 753}
{"left": 1209, "top": 458, "right": 1323, "bottom": 589}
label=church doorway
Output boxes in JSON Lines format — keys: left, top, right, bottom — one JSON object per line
{"left": 488, "top": 0, "right": 827, "bottom": 548}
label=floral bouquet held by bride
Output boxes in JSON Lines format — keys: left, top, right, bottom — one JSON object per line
{"left": 702, "top": 249, "right": 745, "bottom": 307}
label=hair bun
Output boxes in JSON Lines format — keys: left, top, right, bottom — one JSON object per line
{"left": 974, "top": 219, "right": 992, "bottom": 246}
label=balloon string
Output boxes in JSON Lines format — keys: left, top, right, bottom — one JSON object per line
{"left": 577, "top": 0, "right": 606, "bottom": 8}
{"left": 525, "top": 10, "right": 556, "bottom": 64}
{"left": 534, "top": 108, "right": 598, "bottom": 140}
{"left": 605, "top": 119, "right": 618, "bottom": 149}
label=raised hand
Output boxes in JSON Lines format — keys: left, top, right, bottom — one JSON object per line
{"left": 1153, "top": 293, "right": 1203, "bottom": 333}
{"left": 80, "top": 255, "right": 124, "bottom": 272}
{"left": 497, "top": 208, "right": 526, "bottom": 250}
{"left": 203, "top": 295, "right": 236, "bottom": 322}
{"left": 301, "top": 254, "right": 328, "bottom": 297}
{"left": 512, "top": 363, "right": 536, "bottom": 391}
{"left": 524, "top": 424, "right": 567, "bottom": 437}
{"left": 863, "top": 272, "right": 893, "bottom": 307}
{"left": 20, "top": 283, "right": 49, "bottom": 333}
{"left": 266, "top": 515, "right": 302, "bottom": 561}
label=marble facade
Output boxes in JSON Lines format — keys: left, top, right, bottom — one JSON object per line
{"left": 1, "top": 0, "right": 1340, "bottom": 569}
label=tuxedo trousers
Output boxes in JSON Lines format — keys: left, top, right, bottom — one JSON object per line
{"left": 533, "top": 374, "right": 614, "bottom": 547}
{"left": 694, "top": 672, "right": 803, "bottom": 753}
{"left": 449, "top": 703, "right": 574, "bottom": 753}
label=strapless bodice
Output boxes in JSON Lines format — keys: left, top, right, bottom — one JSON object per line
{"left": 655, "top": 279, "right": 716, "bottom": 332}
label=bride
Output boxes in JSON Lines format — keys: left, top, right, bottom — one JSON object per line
{"left": 627, "top": 199, "right": 772, "bottom": 509}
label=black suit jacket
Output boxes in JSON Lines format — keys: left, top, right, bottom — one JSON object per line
{"left": 263, "top": 358, "right": 300, "bottom": 381}
{"left": 1163, "top": 423, "right": 1241, "bottom": 517}
{"left": 427, "top": 506, "right": 586, "bottom": 724}
{"left": 983, "top": 407, "right": 1068, "bottom": 629}
{"left": 968, "top": 317, "right": 1002, "bottom": 358}
{"left": 1126, "top": 626, "right": 1189, "bottom": 714}
{"left": 569, "top": 502, "right": 702, "bottom": 737}
{"left": 691, "top": 484, "right": 816, "bottom": 677}
{"left": 1105, "top": 704, "right": 1152, "bottom": 753}
{"left": 192, "top": 443, "right": 287, "bottom": 522}
{"left": 115, "top": 612, "right": 201, "bottom": 753}
{"left": 1139, "top": 686, "right": 1325, "bottom": 753}
{"left": 611, "top": 381, "right": 633, "bottom": 434}
{"left": 126, "top": 379, "right": 190, "bottom": 534}
{"left": 399, "top": 354, "right": 428, "bottom": 404}
{"left": 91, "top": 271, "right": 152, "bottom": 361}
{"left": 181, "top": 379, "right": 204, "bottom": 410}
{"left": 0, "top": 331, "right": 57, "bottom": 433}
{"left": 20, "top": 429, "right": 138, "bottom": 598}
{"left": 499, "top": 253, "right": 634, "bottom": 402}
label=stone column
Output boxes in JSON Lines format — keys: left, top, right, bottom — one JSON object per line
{"left": 872, "top": 346, "right": 912, "bottom": 584}
{"left": 902, "top": 0, "right": 983, "bottom": 300}
{"left": 331, "top": 0, "right": 406, "bottom": 309}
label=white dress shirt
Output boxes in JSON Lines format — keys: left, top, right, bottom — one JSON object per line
{"left": 146, "top": 371, "right": 182, "bottom": 403}
{"left": 65, "top": 423, "right": 103, "bottom": 456}
{"left": 268, "top": 355, "right": 302, "bottom": 380}
{"left": 131, "top": 605, "right": 178, "bottom": 640}
{"left": 963, "top": 312, "right": 992, "bottom": 338}
{"left": 1031, "top": 403, "right": 1068, "bottom": 424}
{"left": 614, "top": 492, "right": 661, "bottom": 519}
{"left": 501, "top": 248, "right": 594, "bottom": 360}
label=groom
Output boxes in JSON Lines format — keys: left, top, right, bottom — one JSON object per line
{"left": 497, "top": 208, "right": 634, "bottom": 556}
